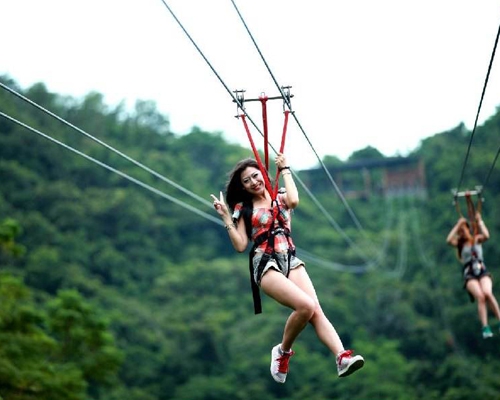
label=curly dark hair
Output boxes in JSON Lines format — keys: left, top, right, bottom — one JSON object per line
{"left": 225, "top": 158, "right": 272, "bottom": 210}
{"left": 225, "top": 158, "right": 272, "bottom": 239}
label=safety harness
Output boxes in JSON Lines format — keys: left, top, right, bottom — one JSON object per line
{"left": 235, "top": 88, "right": 295, "bottom": 314}
{"left": 247, "top": 198, "right": 296, "bottom": 314}
{"left": 453, "top": 188, "right": 487, "bottom": 300}
{"left": 452, "top": 186, "right": 483, "bottom": 237}
{"left": 463, "top": 245, "right": 484, "bottom": 277}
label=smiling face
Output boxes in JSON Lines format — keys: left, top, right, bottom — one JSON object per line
{"left": 240, "top": 166, "right": 265, "bottom": 195}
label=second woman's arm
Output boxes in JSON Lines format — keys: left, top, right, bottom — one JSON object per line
{"left": 446, "top": 217, "right": 467, "bottom": 246}
{"left": 476, "top": 213, "right": 490, "bottom": 242}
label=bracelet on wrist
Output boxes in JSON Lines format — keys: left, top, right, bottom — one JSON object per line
{"left": 281, "top": 171, "right": 292, "bottom": 176}
{"left": 279, "top": 166, "right": 290, "bottom": 171}
{"left": 225, "top": 223, "right": 236, "bottom": 230}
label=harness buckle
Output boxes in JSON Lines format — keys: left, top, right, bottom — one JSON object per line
{"left": 271, "top": 227, "right": 285, "bottom": 235}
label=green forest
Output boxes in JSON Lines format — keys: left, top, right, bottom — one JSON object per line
{"left": 1, "top": 74, "right": 500, "bottom": 400}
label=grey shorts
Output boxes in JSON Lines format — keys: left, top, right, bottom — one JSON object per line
{"left": 252, "top": 250, "right": 304, "bottom": 286}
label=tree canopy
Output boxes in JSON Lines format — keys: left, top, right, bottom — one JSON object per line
{"left": 2, "top": 75, "right": 500, "bottom": 399}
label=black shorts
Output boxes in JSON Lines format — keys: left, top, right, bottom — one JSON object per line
{"left": 463, "top": 262, "right": 492, "bottom": 302}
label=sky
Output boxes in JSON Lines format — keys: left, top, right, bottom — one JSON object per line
{"left": 2, "top": 0, "right": 500, "bottom": 170}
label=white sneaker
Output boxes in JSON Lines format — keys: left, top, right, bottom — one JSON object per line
{"left": 337, "top": 349, "right": 365, "bottom": 377}
{"left": 270, "top": 344, "right": 295, "bottom": 383}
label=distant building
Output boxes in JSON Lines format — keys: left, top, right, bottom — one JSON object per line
{"left": 300, "top": 156, "right": 427, "bottom": 199}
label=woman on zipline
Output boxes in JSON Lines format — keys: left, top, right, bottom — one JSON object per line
{"left": 211, "top": 153, "right": 364, "bottom": 383}
{"left": 446, "top": 211, "right": 500, "bottom": 338}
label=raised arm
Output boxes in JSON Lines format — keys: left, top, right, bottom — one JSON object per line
{"left": 446, "top": 217, "right": 467, "bottom": 246}
{"left": 475, "top": 212, "right": 490, "bottom": 242}
{"left": 275, "top": 153, "right": 299, "bottom": 209}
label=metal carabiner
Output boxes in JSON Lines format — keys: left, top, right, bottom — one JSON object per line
{"left": 233, "top": 89, "right": 246, "bottom": 118}
{"left": 281, "top": 85, "right": 292, "bottom": 112}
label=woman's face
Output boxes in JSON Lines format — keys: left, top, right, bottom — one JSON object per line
{"left": 240, "top": 166, "right": 265, "bottom": 195}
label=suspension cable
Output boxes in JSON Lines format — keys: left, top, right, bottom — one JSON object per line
{"left": 482, "top": 144, "right": 500, "bottom": 188}
{"left": 0, "top": 81, "right": 212, "bottom": 208}
{"left": 157, "top": 0, "right": 265, "bottom": 139}
{"left": 409, "top": 196, "right": 467, "bottom": 359}
{"left": 0, "top": 110, "right": 223, "bottom": 226}
{"left": 291, "top": 172, "right": 373, "bottom": 263}
{"left": 229, "top": 0, "right": 374, "bottom": 247}
{"left": 1, "top": 108, "right": 379, "bottom": 274}
{"left": 455, "top": 18, "right": 500, "bottom": 193}
{"left": 160, "top": 0, "right": 376, "bottom": 261}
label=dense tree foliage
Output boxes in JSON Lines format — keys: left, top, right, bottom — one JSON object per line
{"left": 2, "top": 75, "right": 500, "bottom": 399}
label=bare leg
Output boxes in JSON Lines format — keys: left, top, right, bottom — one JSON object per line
{"left": 479, "top": 276, "right": 500, "bottom": 320}
{"left": 288, "top": 266, "right": 344, "bottom": 355}
{"left": 466, "top": 279, "right": 488, "bottom": 326}
{"left": 260, "top": 268, "right": 315, "bottom": 351}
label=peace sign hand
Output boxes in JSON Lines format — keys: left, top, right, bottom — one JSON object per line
{"left": 210, "top": 191, "right": 229, "bottom": 217}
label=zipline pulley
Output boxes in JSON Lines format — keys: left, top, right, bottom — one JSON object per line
{"left": 233, "top": 86, "right": 294, "bottom": 199}
{"left": 451, "top": 185, "right": 485, "bottom": 235}
{"left": 233, "top": 86, "right": 294, "bottom": 115}
{"left": 281, "top": 85, "right": 293, "bottom": 112}
{"left": 233, "top": 89, "right": 246, "bottom": 116}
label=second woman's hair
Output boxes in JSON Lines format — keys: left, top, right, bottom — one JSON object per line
{"left": 456, "top": 221, "right": 471, "bottom": 260}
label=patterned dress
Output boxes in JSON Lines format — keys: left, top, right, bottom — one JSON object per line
{"left": 232, "top": 192, "right": 295, "bottom": 253}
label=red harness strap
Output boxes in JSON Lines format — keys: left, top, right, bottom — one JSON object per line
{"left": 260, "top": 94, "right": 270, "bottom": 171}
{"left": 465, "top": 192, "right": 485, "bottom": 238}
{"left": 454, "top": 188, "right": 484, "bottom": 236}
{"left": 240, "top": 113, "right": 275, "bottom": 197}
{"left": 274, "top": 109, "right": 290, "bottom": 188}
{"left": 238, "top": 103, "right": 291, "bottom": 201}
{"left": 237, "top": 96, "right": 292, "bottom": 314}
{"left": 465, "top": 192, "right": 475, "bottom": 236}
{"left": 250, "top": 201, "right": 295, "bottom": 314}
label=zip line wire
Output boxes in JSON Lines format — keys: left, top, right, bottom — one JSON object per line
{"left": 0, "top": 110, "right": 223, "bottom": 226}
{"left": 291, "top": 172, "right": 371, "bottom": 263}
{"left": 0, "top": 81, "right": 212, "bottom": 208}
{"left": 0, "top": 72, "right": 392, "bottom": 272}
{"left": 0, "top": 77, "right": 373, "bottom": 264}
{"left": 1, "top": 0, "right": 422, "bottom": 268}
{"left": 0, "top": 107, "right": 387, "bottom": 274}
{"left": 157, "top": 0, "right": 261, "bottom": 138}
{"left": 0, "top": 38, "right": 406, "bottom": 276}
{"left": 159, "top": 0, "right": 378, "bottom": 261}
{"left": 408, "top": 196, "right": 468, "bottom": 361}
{"left": 455, "top": 17, "right": 500, "bottom": 193}
{"left": 300, "top": 196, "right": 398, "bottom": 273}
{"left": 229, "top": 0, "right": 369, "bottom": 240}
{"left": 483, "top": 146, "right": 500, "bottom": 188}
{"left": 0, "top": 74, "right": 378, "bottom": 268}
{"left": 6, "top": 2, "right": 494, "bottom": 278}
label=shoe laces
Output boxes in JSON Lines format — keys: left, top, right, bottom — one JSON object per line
{"left": 337, "top": 349, "right": 354, "bottom": 367}
{"left": 276, "top": 350, "right": 295, "bottom": 373}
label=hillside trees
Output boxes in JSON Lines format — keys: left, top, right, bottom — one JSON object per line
{"left": 2, "top": 75, "right": 500, "bottom": 399}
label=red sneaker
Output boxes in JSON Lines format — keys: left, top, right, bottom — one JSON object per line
{"left": 337, "top": 349, "right": 365, "bottom": 377}
{"left": 270, "top": 344, "right": 295, "bottom": 383}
